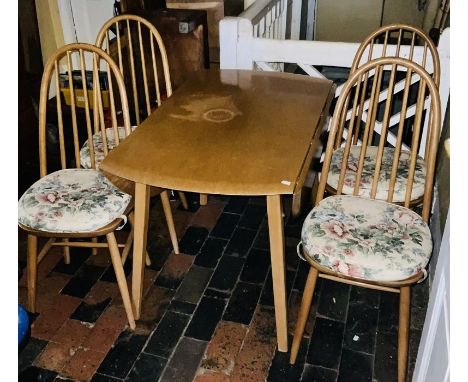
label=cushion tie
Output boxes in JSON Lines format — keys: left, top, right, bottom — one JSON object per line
{"left": 297, "top": 241, "right": 307, "bottom": 262}
{"left": 116, "top": 214, "right": 128, "bottom": 230}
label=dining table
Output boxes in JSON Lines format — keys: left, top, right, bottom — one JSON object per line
{"left": 100, "top": 68, "right": 335, "bottom": 352}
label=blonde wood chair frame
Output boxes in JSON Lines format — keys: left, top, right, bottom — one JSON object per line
{"left": 289, "top": 57, "right": 441, "bottom": 382}
{"left": 96, "top": 14, "right": 189, "bottom": 210}
{"left": 20, "top": 43, "right": 145, "bottom": 330}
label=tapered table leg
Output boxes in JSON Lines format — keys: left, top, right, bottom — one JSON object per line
{"left": 132, "top": 182, "right": 151, "bottom": 320}
{"left": 266, "top": 194, "right": 288, "bottom": 352}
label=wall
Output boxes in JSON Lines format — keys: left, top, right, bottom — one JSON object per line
{"left": 35, "top": 0, "right": 65, "bottom": 65}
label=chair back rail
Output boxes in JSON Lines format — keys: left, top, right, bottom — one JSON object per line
{"left": 39, "top": 43, "right": 131, "bottom": 176}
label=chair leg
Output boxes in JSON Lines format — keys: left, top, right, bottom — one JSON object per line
{"left": 398, "top": 286, "right": 411, "bottom": 382}
{"left": 27, "top": 234, "right": 38, "bottom": 313}
{"left": 160, "top": 190, "right": 180, "bottom": 254}
{"left": 290, "top": 267, "right": 319, "bottom": 364}
{"left": 199, "top": 193, "right": 208, "bottom": 206}
{"left": 62, "top": 238, "right": 71, "bottom": 264}
{"left": 91, "top": 237, "right": 98, "bottom": 255}
{"left": 106, "top": 232, "right": 136, "bottom": 330}
{"left": 178, "top": 191, "right": 189, "bottom": 210}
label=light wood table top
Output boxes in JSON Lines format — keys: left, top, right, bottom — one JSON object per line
{"left": 101, "top": 69, "right": 334, "bottom": 195}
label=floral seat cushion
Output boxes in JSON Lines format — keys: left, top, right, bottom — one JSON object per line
{"left": 80, "top": 126, "right": 136, "bottom": 169}
{"left": 301, "top": 195, "right": 432, "bottom": 282}
{"left": 327, "top": 146, "right": 426, "bottom": 202}
{"left": 18, "top": 169, "right": 132, "bottom": 233}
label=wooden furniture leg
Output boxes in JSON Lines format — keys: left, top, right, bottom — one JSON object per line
{"left": 178, "top": 191, "right": 189, "bottom": 210}
{"left": 91, "top": 237, "right": 98, "bottom": 255}
{"left": 200, "top": 194, "right": 208, "bottom": 205}
{"left": 27, "top": 234, "right": 38, "bottom": 313}
{"left": 106, "top": 232, "right": 136, "bottom": 330}
{"left": 160, "top": 190, "right": 180, "bottom": 254}
{"left": 266, "top": 194, "right": 288, "bottom": 352}
{"left": 398, "top": 286, "right": 411, "bottom": 382}
{"left": 132, "top": 182, "right": 150, "bottom": 319}
{"left": 290, "top": 267, "right": 319, "bottom": 363}
{"left": 63, "top": 238, "right": 71, "bottom": 264}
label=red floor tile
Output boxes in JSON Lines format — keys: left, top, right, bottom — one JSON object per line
{"left": 61, "top": 348, "right": 107, "bottom": 381}
{"left": 33, "top": 341, "right": 73, "bottom": 373}
{"left": 190, "top": 200, "right": 226, "bottom": 231}
{"left": 194, "top": 370, "right": 231, "bottom": 382}
{"left": 50, "top": 319, "right": 93, "bottom": 348}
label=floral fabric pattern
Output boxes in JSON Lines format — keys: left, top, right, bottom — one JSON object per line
{"left": 18, "top": 169, "right": 131, "bottom": 233}
{"left": 301, "top": 195, "right": 432, "bottom": 282}
{"left": 80, "top": 126, "right": 136, "bottom": 169}
{"left": 327, "top": 146, "right": 426, "bottom": 202}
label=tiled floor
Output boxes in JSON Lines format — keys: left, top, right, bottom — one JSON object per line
{"left": 18, "top": 193, "right": 429, "bottom": 381}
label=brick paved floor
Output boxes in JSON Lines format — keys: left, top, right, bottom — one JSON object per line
{"left": 18, "top": 193, "right": 429, "bottom": 381}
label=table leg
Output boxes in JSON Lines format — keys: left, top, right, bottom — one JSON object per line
{"left": 266, "top": 194, "right": 288, "bottom": 352}
{"left": 132, "top": 182, "right": 150, "bottom": 320}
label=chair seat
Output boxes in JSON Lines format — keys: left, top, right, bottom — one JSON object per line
{"left": 301, "top": 195, "right": 432, "bottom": 282}
{"left": 80, "top": 126, "right": 136, "bottom": 169}
{"left": 327, "top": 146, "right": 426, "bottom": 202}
{"left": 18, "top": 169, "right": 132, "bottom": 233}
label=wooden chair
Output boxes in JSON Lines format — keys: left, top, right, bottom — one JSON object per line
{"left": 289, "top": 57, "right": 441, "bottom": 382}
{"left": 321, "top": 25, "right": 440, "bottom": 205}
{"left": 18, "top": 43, "right": 147, "bottom": 330}
{"left": 95, "top": 14, "right": 189, "bottom": 210}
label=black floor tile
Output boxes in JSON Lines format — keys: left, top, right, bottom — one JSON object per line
{"left": 70, "top": 297, "right": 112, "bottom": 323}
{"left": 337, "top": 348, "right": 373, "bottom": 382}
{"left": 18, "top": 337, "right": 48, "bottom": 373}
{"left": 378, "top": 292, "right": 399, "bottom": 334}
{"left": 223, "top": 196, "right": 249, "bottom": 214}
{"left": 173, "top": 266, "right": 213, "bottom": 304}
{"left": 240, "top": 248, "right": 270, "bottom": 284}
{"left": 408, "top": 328, "right": 422, "bottom": 382}
{"left": 301, "top": 364, "right": 338, "bottom": 382}
{"left": 292, "top": 260, "right": 311, "bottom": 292}
{"left": 210, "top": 213, "right": 240, "bottom": 239}
{"left": 18, "top": 366, "right": 57, "bottom": 382}
{"left": 252, "top": 220, "right": 270, "bottom": 250}
{"left": 349, "top": 286, "right": 380, "bottom": 309}
{"left": 317, "top": 280, "right": 350, "bottom": 322}
{"left": 373, "top": 331, "right": 397, "bottom": 382}
{"left": 306, "top": 317, "right": 345, "bottom": 369}
{"left": 248, "top": 196, "right": 266, "bottom": 206}
{"left": 179, "top": 226, "right": 209, "bottom": 256}
{"left": 100, "top": 260, "right": 132, "bottom": 283}
{"left": 145, "top": 310, "right": 191, "bottom": 358}
{"left": 51, "top": 247, "right": 91, "bottom": 275}
{"left": 223, "top": 227, "right": 257, "bottom": 258}
{"left": 194, "top": 238, "right": 227, "bottom": 268}
{"left": 285, "top": 243, "right": 300, "bottom": 271}
{"left": 185, "top": 296, "right": 226, "bottom": 341}
{"left": 96, "top": 329, "right": 148, "bottom": 379}
{"left": 90, "top": 373, "right": 123, "bottom": 381}
{"left": 223, "top": 282, "right": 262, "bottom": 325}
{"left": 159, "top": 337, "right": 207, "bottom": 382}
{"left": 267, "top": 336, "right": 308, "bottom": 382}
{"left": 207, "top": 256, "right": 245, "bottom": 292}
{"left": 167, "top": 300, "right": 197, "bottom": 315}
{"left": 238, "top": 204, "right": 266, "bottom": 230}
{"left": 146, "top": 243, "right": 171, "bottom": 272}
{"left": 60, "top": 264, "right": 107, "bottom": 298}
{"left": 260, "top": 269, "right": 296, "bottom": 307}
{"left": 126, "top": 353, "right": 167, "bottom": 382}
{"left": 343, "top": 303, "right": 378, "bottom": 354}
{"left": 203, "top": 288, "right": 231, "bottom": 300}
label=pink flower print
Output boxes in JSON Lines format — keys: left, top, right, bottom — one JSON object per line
{"left": 347, "top": 161, "right": 358, "bottom": 172}
{"left": 331, "top": 260, "right": 350, "bottom": 275}
{"left": 393, "top": 210, "right": 414, "bottom": 225}
{"left": 343, "top": 248, "right": 354, "bottom": 257}
{"left": 322, "top": 245, "right": 334, "bottom": 257}
{"left": 322, "top": 220, "right": 347, "bottom": 239}
{"left": 347, "top": 263, "right": 364, "bottom": 278}
{"left": 37, "top": 192, "right": 60, "bottom": 204}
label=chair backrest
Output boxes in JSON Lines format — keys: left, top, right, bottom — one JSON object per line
{"left": 39, "top": 43, "right": 131, "bottom": 176}
{"left": 317, "top": 57, "right": 441, "bottom": 223}
{"left": 351, "top": 24, "right": 440, "bottom": 87}
{"left": 95, "top": 14, "right": 172, "bottom": 125}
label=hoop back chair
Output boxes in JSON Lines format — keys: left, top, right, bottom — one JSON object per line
{"left": 289, "top": 57, "right": 441, "bottom": 382}
{"left": 18, "top": 43, "right": 137, "bottom": 329}
{"left": 95, "top": 14, "right": 189, "bottom": 209}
